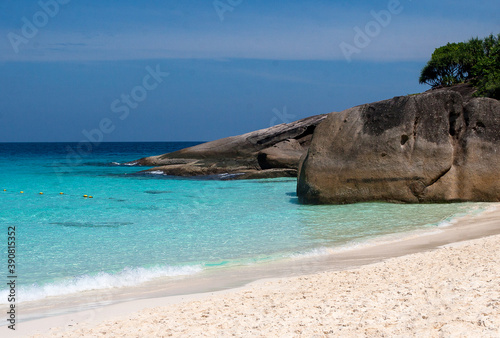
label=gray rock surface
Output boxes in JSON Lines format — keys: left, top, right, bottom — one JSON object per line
{"left": 297, "top": 89, "right": 500, "bottom": 204}
{"left": 129, "top": 114, "right": 327, "bottom": 179}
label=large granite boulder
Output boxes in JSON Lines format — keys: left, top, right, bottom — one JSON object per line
{"left": 129, "top": 114, "right": 327, "bottom": 179}
{"left": 297, "top": 89, "right": 500, "bottom": 204}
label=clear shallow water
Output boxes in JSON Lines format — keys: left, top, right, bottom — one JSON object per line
{"left": 0, "top": 142, "right": 483, "bottom": 303}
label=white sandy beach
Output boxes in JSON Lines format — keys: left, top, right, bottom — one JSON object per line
{"left": 15, "top": 205, "right": 500, "bottom": 337}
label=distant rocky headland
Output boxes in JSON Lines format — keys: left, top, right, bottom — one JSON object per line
{"left": 128, "top": 114, "right": 327, "bottom": 179}
{"left": 129, "top": 84, "right": 500, "bottom": 204}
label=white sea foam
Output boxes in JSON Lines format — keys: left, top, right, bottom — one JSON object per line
{"left": 437, "top": 204, "right": 489, "bottom": 228}
{"left": 218, "top": 173, "right": 245, "bottom": 179}
{"left": 112, "top": 161, "right": 139, "bottom": 166}
{"left": 0, "top": 264, "right": 202, "bottom": 304}
{"left": 147, "top": 170, "right": 165, "bottom": 175}
{"left": 289, "top": 228, "right": 450, "bottom": 261}
{"left": 290, "top": 247, "right": 335, "bottom": 259}
{"left": 289, "top": 242, "right": 373, "bottom": 260}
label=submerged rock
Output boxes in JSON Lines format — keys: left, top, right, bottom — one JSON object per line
{"left": 129, "top": 114, "right": 327, "bottom": 179}
{"left": 297, "top": 88, "right": 500, "bottom": 204}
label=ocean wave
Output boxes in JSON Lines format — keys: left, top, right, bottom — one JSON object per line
{"left": 289, "top": 247, "right": 335, "bottom": 259}
{"left": 217, "top": 173, "right": 245, "bottom": 180}
{"left": 288, "top": 244, "right": 370, "bottom": 260}
{"left": 82, "top": 162, "right": 124, "bottom": 167}
{"left": 111, "top": 161, "right": 139, "bottom": 166}
{"left": 436, "top": 204, "right": 488, "bottom": 228}
{"left": 0, "top": 264, "right": 202, "bottom": 304}
{"left": 146, "top": 170, "right": 165, "bottom": 175}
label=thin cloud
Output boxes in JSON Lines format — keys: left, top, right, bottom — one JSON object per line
{"left": 1, "top": 11, "right": 497, "bottom": 62}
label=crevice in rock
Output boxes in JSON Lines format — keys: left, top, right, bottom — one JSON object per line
{"left": 426, "top": 166, "right": 452, "bottom": 189}
{"left": 294, "top": 124, "right": 317, "bottom": 141}
{"left": 472, "top": 121, "right": 486, "bottom": 133}
{"left": 400, "top": 135, "right": 409, "bottom": 146}
{"left": 412, "top": 112, "right": 420, "bottom": 141}
{"left": 449, "top": 111, "right": 460, "bottom": 137}
{"left": 448, "top": 103, "right": 466, "bottom": 167}
{"left": 257, "top": 152, "right": 271, "bottom": 170}
{"left": 410, "top": 165, "right": 452, "bottom": 201}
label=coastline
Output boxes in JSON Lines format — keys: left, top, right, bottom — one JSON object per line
{"left": 11, "top": 202, "right": 500, "bottom": 337}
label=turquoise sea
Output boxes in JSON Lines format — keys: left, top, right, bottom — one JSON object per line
{"left": 0, "top": 142, "right": 484, "bottom": 305}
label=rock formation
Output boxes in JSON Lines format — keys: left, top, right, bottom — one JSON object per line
{"left": 129, "top": 114, "right": 327, "bottom": 179}
{"left": 297, "top": 87, "right": 500, "bottom": 204}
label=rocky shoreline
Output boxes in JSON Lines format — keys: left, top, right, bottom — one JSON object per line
{"left": 128, "top": 114, "right": 327, "bottom": 180}
{"left": 128, "top": 84, "right": 500, "bottom": 203}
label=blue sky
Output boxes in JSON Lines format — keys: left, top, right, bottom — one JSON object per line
{"left": 1, "top": 0, "right": 498, "bottom": 142}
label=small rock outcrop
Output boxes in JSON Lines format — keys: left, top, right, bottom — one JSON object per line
{"left": 129, "top": 114, "right": 327, "bottom": 179}
{"left": 297, "top": 88, "right": 500, "bottom": 204}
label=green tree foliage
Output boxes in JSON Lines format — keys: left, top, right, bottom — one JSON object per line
{"left": 419, "top": 34, "right": 500, "bottom": 99}
{"left": 472, "top": 34, "right": 500, "bottom": 99}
